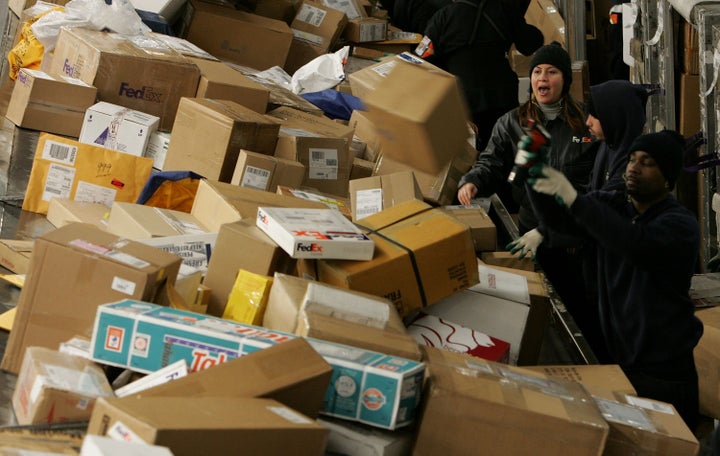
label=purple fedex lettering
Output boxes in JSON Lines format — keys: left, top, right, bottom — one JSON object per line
{"left": 118, "top": 82, "right": 163, "bottom": 102}
{"left": 62, "top": 59, "right": 76, "bottom": 78}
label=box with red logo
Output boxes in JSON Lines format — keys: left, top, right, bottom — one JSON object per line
{"left": 256, "top": 207, "right": 374, "bottom": 260}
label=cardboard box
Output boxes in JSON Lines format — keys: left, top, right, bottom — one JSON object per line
{"left": 595, "top": 395, "right": 699, "bottom": 456}
{"left": 319, "top": 0, "right": 365, "bottom": 19}
{"left": 424, "top": 262, "right": 550, "bottom": 365}
{"left": 22, "top": 133, "right": 154, "bottom": 215}
{"left": 6, "top": 68, "right": 98, "bottom": 137}
{"left": 256, "top": 207, "right": 374, "bottom": 260}
{"left": 231, "top": 149, "right": 305, "bottom": 192}
{"left": 137, "top": 337, "right": 333, "bottom": 420}
{"left": 0, "top": 239, "right": 34, "bottom": 274}
{"left": 373, "top": 140, "right": 476, "bottom": 206}
{"left": 81, "top": 435, "right": 174, "bottom": 456}
{"left": 480, "top": 250, "right": 536, "bottom": 271}
{"left": 181, "top": 0, "right": 293, "bottom": 70}
{"left": 189, "top": 57, "right": 270, "bottom": 114}
{"left": 679, "top": 73, "right": 701, "bottom": 136}
{"left": 163, "top": 98, "right": 280, "bottom": 182}
{"left": 263, "top": 273, "right": 422, "bottom": 361}
{"left": 318, "top": 417, "right": 415, "bottom": 456}
{"left": 143, "top": 130, "right": 171, "bottom": 170}
{"left": 48, "top": 27, "right": 201, "bottom": 132}
{"left": 239, "top": 69, "right": 325, "bottom": 115}
{"left": 254, "top": 0, "right": 296, "bottom": 23}
{"left": 87, "top": 396, "right": 329, "bottom": 456}
{"left": 275, "top": 186, "right": 352, "bottom": 219}
{"left": 349, "top": 171, "right": 423, "bottom": 221}
{"left": 314, "top": 200, "right": 478, "bottom": 317}
{"left": 190, "top": 179, "right": 326, "bottom": 232}
{"left": 137, "top": 233, "right": 217, "bottom": 274}
{"left": 12, "top": 347, "right": 114, "bottom": 425}
{"left": 524, "top": 364, "right": 637, "bottom": 400}
{"left": 347, "top": 52, "right": 442, "bottom": 101}
{"left": 1, "top": 223, "right": 182, "bottom": 374}
{"left": 344, "top": 17, "right": 388, "bottom": 42}
{"left": 525, "top": 0, "right": 566, "bottom": 46}
{"left": 407, "top": 312, "right": 510, "bottom": 363}
{"left": 291, "top": 1, "right": 347, "bottom": 50}
{"left": 46, "top": 198, "right": 109, "bottom": 229}
{"left": 107, "top": 202, "right": 210, "bottom": 239}
{"left": 267, "top": 106, "right": 355, "bottom": 140}
{"left": 79, "top": 102, "right": 160, "bottom": 156}
{"left": 203, "top": 219, "right": 295, "bottom": 317}
{"left": 348, "top": 109, "right": 383, "bottom": 162}
{"left": 440, "top": 204, "right": 497, "bottom": 252}
{"left": 363, "top": 60, "right": 469, "bottom": 175}
{"left": 415, "top": 347, "right": 609, "bottom": 455}
{"left": 284, "top": 40, "right": 329, "bottom": 75}
{"left": 695, "top": 305, "right": 720, "bottom": 418}
{"left": 350, "top": 157, "right": 374, "bottom": 180}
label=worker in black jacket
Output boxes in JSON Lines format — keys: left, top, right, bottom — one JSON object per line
{"left": 416, "top": 0, "right": 543, "bottom": 151}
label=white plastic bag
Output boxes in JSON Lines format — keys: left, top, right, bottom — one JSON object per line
{"left": 290, "top": 46, "right": 349, "bottom": 95}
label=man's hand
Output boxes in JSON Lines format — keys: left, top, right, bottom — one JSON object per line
{"left": 457, "top": 182, "right": 478, "bottom": 206}
{"left": 530, "top": 165, "right": 578, "bottom": 206}
{"left": 506, "top": 228, "right": 544, "bottom": 261}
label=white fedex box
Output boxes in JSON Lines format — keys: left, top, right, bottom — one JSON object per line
{"left": 256, "top": 207, "right": 374, "bottom": 260}
{"left": 79, "top": 102, "right": 160, "bottom": 157}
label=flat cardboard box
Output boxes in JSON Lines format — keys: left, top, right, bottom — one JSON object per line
{"left": 440, "top": 204, "right": 497, "bottom": 252}
{"left": 189, "top": 57, "right": 270, "bottom": 114}
{"left": 314, "top": 200, "right": 478, "bottom": 317}
{"left": 107, "top": 201, "right": 210, "bottom": 239}
{"left": 695, "top": 305, "right": 720, "bottom": 418}
{"left": 256, "top": 206, "right": 374, "bottom": 260}
{"left": 48, "top": 27, "right": 201, "bottom": 132}
{"left": 137, "top": 337, "right": 333, "bottom": 420}
{"left": 181, "top": 0, "right": 293, "bottom": 70}
{"left": 79, "top": 102, "right": 160, "bottom": 157}
{"left": 414, "top": 347, "right": 609, "bottom": 455}
{"left": 1, "top": 223, "right": 182, "bottom": 374}
{"left": 349, "top": 171, "right": 423, "bottom": 221}
{"left": 190, "top": 179, "right": 326, "bottom": 232}
{"left": 0, "top": 239, "right": 34, "bottom": 275}
{"left": 22, "top": 133, "right": 154, "bottom": 215}
{"left": 163, "top": 98, "right": 280, "bottom": 182}
{"left": 46, "top": 198, "right": 109, "bottom": 229}
{"left": 12, "top": 347, "right": 114, "bottom": 425}
{"left": 595, "top": 395, "right": 699, "bottom": 456}
{"left": 231, "top": 149, "right": 305, "bottom": 192}
{"left": 203, "top": 219, "right": 296, "bottom": 317}
{"left": 87, "top": 396, "right": 329, "bottom": 456}
{"left": 6, "top": 68, "right": 97, "bottom": 137}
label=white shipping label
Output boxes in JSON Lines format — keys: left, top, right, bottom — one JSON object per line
{"left": 268, "top": 406, "right": 313, "bottom": 424}
{"left": 371, "top": 60, "right": 397, "bottom": 78}
{"left": 42, "top": 163, "right": 75, "bottom": 201}
{"left": 292, "top": 29, "right": 324, "bottom": 46}
{"left": 595, "top": 397, "right": 657, "bottom": 431}
{"left": 74, "top": 181, "right": 116, "bottom": 208}
{"left": 107, "top": 420, "right": 147, "bottom": 444}
{"left": 309, "top": 148, "right": 338, "bottom": 180}
{"left": 280, "top": 127, "right": 317, "bottom": 137}
{"left": 355, "top": 188, "right": 383, "bottom": 219}
{"left": 241, "top": 165, "right": 271, "bottom": 190}
{"left": 42, "top": 140, "right": 78, "bottom": 165}
{"left": 626, "top": 396, "right": 675, "bottom": 414}
{"left": 154, "top": 208, "right": 206, "bottom": 235}
{"left": 322, "top": 0, "right": 361, "bottom": 19}
{"left": 297, "top": 3, "right": 326, "bottom": 26}
{"left": 104, "top": 251, "right": 150, "bottom": 269}
{"left": 111, "top": 277, "right": 137, "bottom": 296}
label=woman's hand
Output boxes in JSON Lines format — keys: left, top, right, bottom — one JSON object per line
{"left": 457, "top": 183, "right": 478, "bottom": 205}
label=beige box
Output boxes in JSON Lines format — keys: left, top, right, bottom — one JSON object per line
{"left": 1, "top": 223, "right": 182, "bottom": 374}
{"left": 87, "top": 397, "right": 329, "bottom": 456}
{"left": 163, "top": 98, "right": 280, "bottom": 182}
{"left": 138, "top": 337, "right": 332, "bottom": 420}
{"left": 267, "top": 106, "right": 355, "bottom": 140}
{"left": 347, "top": 52, "right": 442, "bottom": 101}
{"left": 440, "top": 204, "right": 497, "bottom": 252}
{"left": 46, "top": 198, "right": 109, "bottom": 229}
{"left": 291, "top": 1, "right": 347, "bottom": 50}
{"left": 349, "top": 170, "right": 423, "bottom": 221}
{"left": 350, "top": 157, "right": 374, "bottom": 180}
{"left": 181, "top": 0, "right": 293, "bottom": 70}
{"left": 348, "top": 109, "right": 383, "bottom": 162}
{"left": 314, "top": 200, "right": 478, "bottom": 317}
{"left": 0, "top": 239, "right": 34, "bottom": 275}
{"left": 363, "top": 60, "right": 470, "bottom": 175}
{"left": 525, "top": 0, "right": 566, "bottom": 46}
{"left": 107, "top": 201, "right": 210, "bottom": 239}
{"left": 275, "top": 186, "right": 352, "bottom": 220}
{"left": 415, "top": 347, "right": 609, "bottom": 455}
{"left": 524, "top": 364, "right": 637, "bottom": 400}
{"left": 189, "top": 57, "right": 270, "bottom": 114}
{"left": 231, "top": 149, "right": 305, "bottom": 192}
{"left": 190, "top": 179, "right": 326, "bottom": 232}
{"left": 6, "top": 68, "right": 97, "bottom": 137}
{"left": 343, "top": 17, "right": 387, "bottom": 42}
{"left": 284, "top": 40, "right": 329, "bottom": 76}
{"left": 12, "top": 347, "right": 113, "bottom": 425}
{"left": 48, "top": 27, "right": 200, "bottom": 132}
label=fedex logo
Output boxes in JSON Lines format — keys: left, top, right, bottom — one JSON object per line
{"left": 62, "top": 59, "right": 78, "bottom": 78}
{"left": 118, "top": 82, "right": 163, "bottom": 102}
{"left": 258, "top": 212, "right": 269, "bottom": 225}
{"left": 190, "top": 350, "right": 229, "bottom": 372}
{"left": 297, "top": 242, "right": 322, "bottom": 252}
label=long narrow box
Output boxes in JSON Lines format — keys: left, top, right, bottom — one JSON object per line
{"left": 256, "top": 207, "right": 374, "bottom": 260}
{"left": 90, "top": 300, "right": 425, "bottom": 429}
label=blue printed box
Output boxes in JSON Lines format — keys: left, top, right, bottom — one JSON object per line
{"left": 91, "top": 299, "right": 425, "bottom": 429}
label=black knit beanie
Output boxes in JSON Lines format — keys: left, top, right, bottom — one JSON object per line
{"left": 628, "top": 130, "right": 685, "bottom": 190}
{"left": 529, "top": 41, "right": 572, "bottom": 95}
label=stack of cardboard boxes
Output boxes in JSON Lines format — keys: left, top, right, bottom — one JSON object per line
{"left": 0, "top": 0, "right": 707, "bottom": 453}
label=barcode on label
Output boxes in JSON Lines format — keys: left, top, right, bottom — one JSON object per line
{"left": 49, "top": 143, "right": 70, "bottom": 160}
{"left": 248, "top": 167, "right": 270, "bottom": 177}
{"left": 312, "top": 150, "right": 326, "bottom": 160}
{"left": 42, "top": 140, "right": 78, "bottom": 165}
{"left": 326, "top": 159, "right": 338, "bottom": 166}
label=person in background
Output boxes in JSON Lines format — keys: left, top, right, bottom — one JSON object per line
{"left": 527, "top": 130, "right": 703, "bottom": 432}
{"left": 416, "top": 0, "right": 543, "bottom": 152}
{"left": 458, "top": 42, "right": 596, "bottom": 317}
{"left": 382, "top": 0, "right": 451, "bottom": 35}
